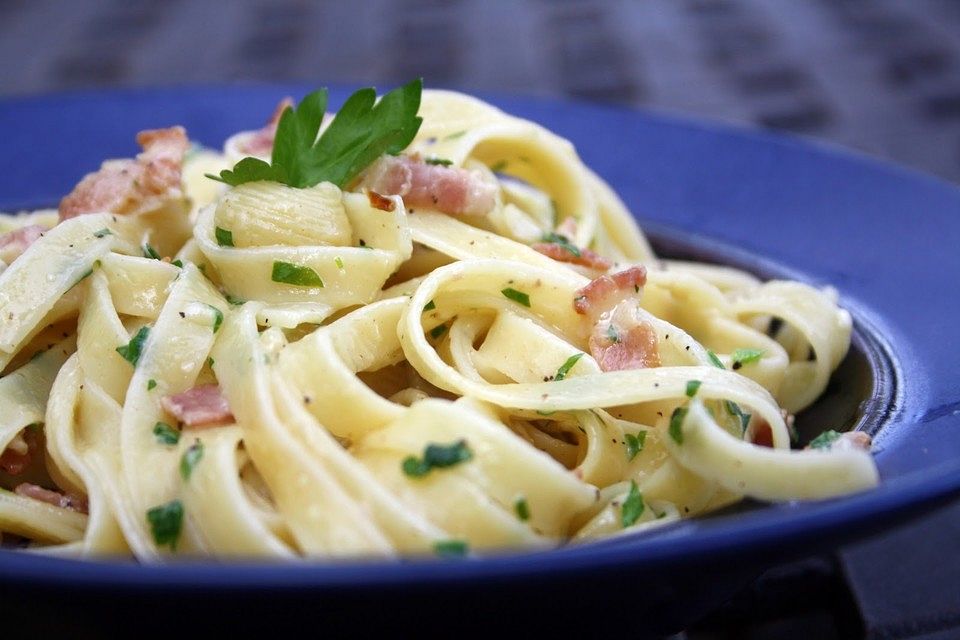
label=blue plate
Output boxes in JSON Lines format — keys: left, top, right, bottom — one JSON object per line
{"left": 1, "top": 86, "right": 959, "bottom": 636}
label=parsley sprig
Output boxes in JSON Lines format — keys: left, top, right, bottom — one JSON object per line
{"left": 209, "top": 79, "right": 423, "bottom": 189}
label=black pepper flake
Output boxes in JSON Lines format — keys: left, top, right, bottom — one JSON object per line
{"left": 178, "top": 312, "right": 186, "bottom": 318}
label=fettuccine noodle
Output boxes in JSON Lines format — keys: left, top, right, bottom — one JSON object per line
{"left": 0, "top": 87, "right": 877, "bottom": 560}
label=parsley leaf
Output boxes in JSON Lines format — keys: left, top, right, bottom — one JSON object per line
{"left": 146, "top": 500, "right": 183, "bottom": 550}
{"left": 215, "top": 227, "right": 234, "bottom": 247}
{"left": 429, "top": 323, "right": 448, "bottom": 339}
{"left": 501, "top": 287, "right": 531, "bottom": 307}
{"left": 402, "top": 440, "right": 473, "bottom": 478}
{"left": 731, "top": 348, "right": 764, "bottom": 370}
{"left": 514, "top": 496, "right": 531, "bottom": 522}
{"left": 116, "top": 326, "right": 150, "bottom": 366}
{"left": 204, "top": 303, "right": 223, "bottom": 333}
{"left": 685, "top": 379, "right": 702, "bottom": 398}
{"left": 209, "top": 79, "right": 423, "bottom": 190}
{"left": 554, "top": 353, "right": 584, "bottom": 381}
{"left": 180, "top": 440, "right": 204, "bottom": 481}
{"left": 621, "top": 480, "right": 645, "bottom": 527}
{"left": 272, "top": 261, "right": 324, "bottom": 287}
{"left": 93, "top": 228, "right": 112, "bottom": 238}
{"left": 809, "top": 430, "right": 842, "bottom": 450}
{"left": 625, "top": 431, "right": 646, "bottom": 461}
{"left": 147, "top": 379, "right": 158, "bottom": 391}
{"left": 142, "top": 244, "right": 162, "bottom": 260}
{"left": 724, "top": 400, "right": 752, "bottom": 435}
{"left": 706, "top": 350, "right": 725, "bottom": 369}
{"left": 423, "top": 300, "right": 436, "bottom": 312}
{"left": 424, "top": 157, "right": 453, "bottom": 166}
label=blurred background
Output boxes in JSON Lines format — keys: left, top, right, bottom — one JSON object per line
{"left": 2, "top": 0, "right": 960, "bottom": 183}
{"left": 2, "top": 1, "right": 959, "bottom": 638}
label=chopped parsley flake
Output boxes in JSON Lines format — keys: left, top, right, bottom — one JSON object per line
{"left": 490, "top": 160, "right": 508, "bottom": 173}
{"left": 606, "top": 324, "right": 621, "bottom": 343}
{"left": 142, "top": 244, "right": 162, "bottom": 260}
{"left": 731, "top": 348, "right": 764, "bottom": 370}
{"left": 207, "top": 356, "right": 215, "bottom": 368}
{"left": 541, "top": 232, "right": 581, "bottom": 257}
{"left": 271, "top": 261, "right": 324, "bottom": 287}
{"left": 423, "top": 300, "right": 436, "bottom": 312}
{"left": 180, "top": 440, "right": 204, "bottom": 481}
{"left": 147, "top": 379, "right": 157, "bottom": 391}
{"left": 621, "top": 481, "right": 645, "bottom": 528}
{"left": 724, "top": 400, "right": 752, "bottom": 435}
{"left": 501, "top": 287, "right": 530, "bottom": 307}
{"left": 625, "top": 431, "right": 646, "bottom": 461}
{"left": 685, "top": 379, "right": 702, "bottom": 398}
{"left": 514, "top": 496, "right": 531, "bottom": 522}
{"left": 706, "top": 350, "right": 725, "bottom": 369}
{"left": 153, "top": 422, "right": 179, "bottom": 445}
{"left": 225, "top": 293, "right": 245, "bottom": 306}
{"left": 171, "top": 259, "right": 183, "bottom": 268}
{"left": 335, "top": 256, "right": 344, "bottom": 269}
{"left": 116, "top": 326, "right": 150, "bottom": 366}
{"left": 553, "top": 353, "right": 584, "bottom": 381}
{"left": 434, "top": 539, "right": 469, "bottom": 557}
{"left": 93, "top": 228, "right": 112, "bottom": 238}
{"left": 147, "top": 500, "right": 184, "bottom": 550}
{"left": 669, "top": 407, "right": 687, "bottom": 444}
{"left": 204, "top": 304, "right": 223, "bottom": 333}
{"left": 444, "top": 130, "right": 466, "bottom": 140}
{"left": 429, "top": 323, "right": 448, "bottom": 339}
{"left": 425, "top": 157, "right": 453, "bottom": 166}
{"left": 402, "top": 439, "right": 473, "bottom": 478}
{"left": 215, "top": 227, "right": 234, "bottom": 247}
{"left": 809, "top": 430, "right": 842, "bottom": 450}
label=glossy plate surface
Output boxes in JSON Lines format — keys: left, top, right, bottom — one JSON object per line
{"left": 1, "top": 86, "right": 958, "bottom": 635}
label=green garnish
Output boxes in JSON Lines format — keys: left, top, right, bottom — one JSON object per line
{"left": 180, "top": 440, "right": 204, "bottom": 481}
{"left": 334, "top": 256, "right": 344, "bottom": 269}
{"left": 706, "top": 350, "right": 725, "bottom": 369}
{"left": 625, "top": 431, "right": 646, "bottom": 461}
{"left": 271, "top": 261, "right": 324, "bottom": 287}
{"left": 425, "top": 157, "right": 453, "bottom": 166}
{"left": 93, "top": 228, "right": 112, "bottom": 238}
{"left": 490, "top": 160, "right": 508, "bottom": 173}
{"left": 116, "top": 326, "right": 150, "bottom": 366}
{"left": 205, "top": 304, "right": 223, "bottom": 333}
{"left": 621, "top": 480, "right": 645, "bottom": 527}
{"left": 606, "top": 324, "right": 620, "bottom": 343}
{"left": 501, "top": 287, "right": 530, "bottom": 307}
{"left": 70, "top": 267, "right": 94, "bottom": 289}
{"left": 553, "top": 353, "right": 584, "bottom": 381}
{"left": 514, "top": 497, "right": 531, "bottom": 522}
{"left": 433, "top": 539, "right": 469, "bottom": 557}
{"left": 147, "top": 379, "right": 157, "bottom": 391}
{"left": 724, "top": 400, "right": 752, "bottom": 434}
{"left": 146, "top": 500, "right": 184, "bottom": 550}
{"left": 401, "top": 439, "right": 473, "bottom": 478}
{"left": 429, "top": 324, "right": 448, "bottom": 339}
{"left": 731, "top": 348, "right": 764, "bottom": 370}
{"left": 208, "top": 79, "right": 423, "bottom": 190}
{"left": 225, "top": 293, "right": 245, "bottom": 306}
{"left": 541, "top": 232, "right": 581, "bottom": 257}
{"left": 142, "top": 244, "right": 162, "bottom": 260}
{"left": 215, "top": 227, "right": 234, "bottom": 247}
{"left": 423, "top": 300, "right": 436, "bottom": 312}
{"left": 685, "top": 380, "right": 702, "bottom": 398}
{"left": 669, "top": 407, "right": 687, "bottom": 444}
{"left": 809, "top": 430, "right": 842, "bottom": 450}
{"left": 153, "top": 422, "right": 179, "bottom": 445}
{"left": 171, "top": 259, "right": 183, "bottom": 268}
{"left": 444, "top": 130, "right": 466, "bottom": 140}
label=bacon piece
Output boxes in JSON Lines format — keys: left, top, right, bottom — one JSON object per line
{"left": 0, "top": 429, "right": 39, "bottom": 476}
{"left": 238, "top": 97, "right": 294, "bottom": 157}
{"left": 366, "top": 190, "right": 396, "bottom": 212}
{"left": 532, "top": 241, "right": 612, "bottom": 271}
{"left": 573, "top": 266, "right": 647, "bottom": 317}
{"left": 359, "top": 154, "right": 497, "bottom": 216}
{"left": 0, "top": 225, "right": 45, "bottom": 263}
{"left": 751, "top": 419, "right": 774, "bottom": 448}
{"left": 14, "top": 483, "right": 89, "bottom": 514}
{"left": 161, "top": 383, "right": 234, "bottom": 427}
{"left": 59, "top": 126, "right": 189, "bottom": 221}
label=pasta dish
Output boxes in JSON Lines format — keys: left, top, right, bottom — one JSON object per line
{"left": 0, "top": 80, "right": 877, "bottom": 560}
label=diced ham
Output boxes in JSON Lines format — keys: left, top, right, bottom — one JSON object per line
{"left": 573, "top": 267, "right": 659, "bottom": 372}
{"left": 0, "top": 225, "right": 45, "bottom": 264}
{"left": 238, "top": 97, "right": 293, "bottom": 157}
{"left": 14, "top": 483, "right": 88, "bottom": 514}
{"left": 161, "top": 383, "right": 234, "bottom": 427}
{"left": 573, "top": 266, "right": 647, "bottom": 318}
{"left": 59, "top": 126, "right": 189, "bottom": 221}
{"left": 0, "top": 428, "right": 39, "bottom": 476}
{"left": 532, "top": 241, "right": 612, "bottom": 271}
{"left": 359, "top": 154, "right": 497, "bottom": 216}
